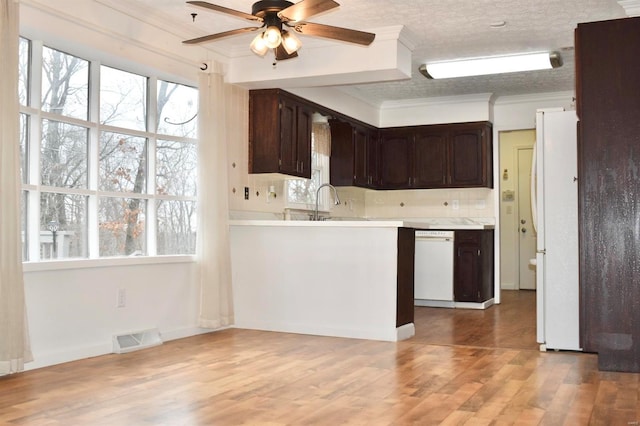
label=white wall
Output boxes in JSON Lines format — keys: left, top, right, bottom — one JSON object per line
{"left": 23, "top": 260, "right": 203, "bottom": 370}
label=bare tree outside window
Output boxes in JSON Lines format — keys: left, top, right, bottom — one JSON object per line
{"left": 155, "top": 80, "right": 198, "bottom": 255}
{"left": 38, "top": 47, "right": 89, "bottom": 259}
{"left": 19, "top": 113, "right": 28, "bottom": 184}
{"left": 99, "top": 197, "right": 146, "bottom": 256}
{"left": 20, "top": 37, "right": 198, "bottom": 261}
{"left": 101, "top": 66, "right": 147, "bottom": 131}
{"left": 19, "top": 38, "right": 29, "bottom": 106}
{"left": 157, "top": 80, "right": 198, "bottom": 138}
{"left": 41, "top": 46, "right": 88, "bottom": 120}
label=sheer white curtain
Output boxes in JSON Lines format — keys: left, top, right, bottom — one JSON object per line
{"left": 196, "top": 62, "right": 246, "bottom": 328}
{"left": 0, "top": 0, "right": 33, "bottom": 375}
{"left": 312, "top": 121, "right": 331, "bottom": 156}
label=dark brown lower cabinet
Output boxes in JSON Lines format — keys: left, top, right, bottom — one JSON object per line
{"left": 454, "top": 230, "right": 494, "bottom": 303}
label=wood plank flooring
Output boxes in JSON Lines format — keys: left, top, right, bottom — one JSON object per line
{"left": 1, "top": 290, "right": 639, "bottom": 425}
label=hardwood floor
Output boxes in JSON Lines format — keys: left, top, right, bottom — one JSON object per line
{"left": 1, "top": 291, "right": 639, "bottom": 425}
{"left": 414, "top": 290, "right": 538, "bottom": 350}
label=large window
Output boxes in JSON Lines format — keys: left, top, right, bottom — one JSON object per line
{"left": 19, "top": 38, "right": 198, "bottom": 262}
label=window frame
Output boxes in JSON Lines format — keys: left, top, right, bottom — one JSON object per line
{"left": 19, "top": 37, "right": 198, "bottom": 269}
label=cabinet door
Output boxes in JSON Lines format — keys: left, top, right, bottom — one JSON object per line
{"left": 450, "top": 125, "right": 489, "bottom": 187}
{"left": 367, "top": 129, "right": 379, "bottom": 188}
{"left": 353, "top": 125, "right": 369, "bottom": 187}
{"left": 413, "top": 129, "right": 448, "bottom": 188}
{"left": 329, "top": 120, "right": 355, "bottom": 186}
{"left": 296, "top": 104, "right": 313, "bottom": 178}
{"left": 455, "top": 245, "right": 481, "bottom": 302}
{"left": 379, "top": 130, "right": 412, "bottom": 189}
{"left": 249, "top": 91, "right": 280, "bottom": 174}
{"left": 279, "top": 97, "right": 298, "bottom": 175}
{"left": 454, "top": 231, "right": 481, "bottom": 302}
{"left": 454, "top": 230, "right": 494, "bottom": 303}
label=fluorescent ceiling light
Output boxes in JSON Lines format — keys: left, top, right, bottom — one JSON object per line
{"left": 419, "top": 52, "right": 562, "bottom": 79}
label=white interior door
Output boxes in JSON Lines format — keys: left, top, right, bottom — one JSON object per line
{"left": 517, "top": 148, "right": 536, "bottom": 290}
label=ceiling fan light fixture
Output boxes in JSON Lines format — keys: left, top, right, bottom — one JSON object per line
{"left": 281, "top": 30, "right": 302, "bottom": 54}
{"left": 263, "top": 25, "right": 283, "bottom": 48}
{"left": 250, "top": 32, "right": 269, "bottom": 56}
{"left": 419, "top": 52, "right": 562, "bottom": 79}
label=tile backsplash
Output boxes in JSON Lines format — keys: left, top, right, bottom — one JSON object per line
{"left": 230, "top": 177, "right": 495, "bottom": 221}
{"left": 356, "top": 187, "right": 493, "bottom": 219}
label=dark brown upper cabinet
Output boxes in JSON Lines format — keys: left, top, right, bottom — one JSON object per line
{"left": 449, "top": 123, "right": 492, "bottom": 187}
{"left": 329, "top": 119, "right": 379, "bottom": 188}
{"left": 249, "top": 89, "right": 492, "bottom": 189}
{"left": 413, "top": 127, "right": 448, "bottom": 188}
{"left": 249, "top": 89, "right": 312, "bottom": 178}
{"left": 378, "top": 128, "right": 412, "bottom": 189}
{"left": 378, "top": 122, "right": 493, "bottom": 190}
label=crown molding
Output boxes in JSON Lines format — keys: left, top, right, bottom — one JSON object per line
{"left": 493, "top": 91, "right": 574, "bottom": 106}
{"left": 380, "top": 93, "right": 493, "bottom": 110}
{"left": 618, "top": 0, "right": 640, "bottom": 16}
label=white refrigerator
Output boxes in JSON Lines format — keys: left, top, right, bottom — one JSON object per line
{"left": 533, "top": 109, "right": 581, "bottom": 351}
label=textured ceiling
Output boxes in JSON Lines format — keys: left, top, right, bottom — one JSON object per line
{"left": 102, "top": 0, "right": 628, "bottom": 105}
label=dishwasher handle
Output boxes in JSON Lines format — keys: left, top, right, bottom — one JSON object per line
{"left": 415, "top": 230, "right": 455, "bottom": 240}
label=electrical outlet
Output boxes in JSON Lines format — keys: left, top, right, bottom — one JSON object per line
{"left": 452, "top": 199, "right": 459, "bottom": 210}
{"left": 117, "top": 288, "right": 126, "bottom": 308}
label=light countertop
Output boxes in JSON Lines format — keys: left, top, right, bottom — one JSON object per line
{"left": 229, "top": 218, "right": 494, "bottom": 230}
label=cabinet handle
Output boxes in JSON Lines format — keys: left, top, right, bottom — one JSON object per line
{"left": 477, "top": 249, "right": 481, "bottom": 256}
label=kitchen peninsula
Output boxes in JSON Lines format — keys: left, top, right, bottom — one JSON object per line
{"left": 229, "top": 218, "right": 494, "bottom": 342}
{"left": 230, "top": 220, "right": 415, "bottom": 342}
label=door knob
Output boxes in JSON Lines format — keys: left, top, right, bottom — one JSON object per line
{"left": 520, "top": 219, "right": 526, "bottom": 224}
{"left": 521, "top": 227, "right": 527, "bottom": 233}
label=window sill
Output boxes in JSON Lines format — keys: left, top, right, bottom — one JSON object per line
{"left": 22, "top": 255, "right": 196, "bottom": 273}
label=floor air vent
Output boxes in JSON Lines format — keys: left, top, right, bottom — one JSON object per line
{"left": 113, "top": 328, "right": 162, "bottom": 354}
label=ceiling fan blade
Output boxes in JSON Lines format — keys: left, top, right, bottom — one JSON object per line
{"left": 183, "top": 27, "right": 262, "bottom": 45}
{"left": 187, "top": 1, "right": 262, "bottom": 22}
{"left": 274, "top": 44, "right": 299, "bottom": 61}
{"left": 290, "top": 22, "right": 375, "bottom": 45}
{"left": 278, "top": 0, "right": 339, "bottom": 22}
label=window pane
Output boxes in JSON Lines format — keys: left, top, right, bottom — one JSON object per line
{"left": 41, "top": 46, "right": 89, "bottom": 120}
{"left": 157, "top": 81, "right": 198, "bottom": 138}
{"left": 40, "top": 192, "right": 88, "bottom": 260}
{"left": 157, "top": 200, "right": 196, "bottom": 255}
{"left": 99, "top": 197, "right": 147, "bottom": 256}
{"left": 100, "top": 66, "right": 147, "bottom": 131}
{"left": 22, "top": 191, "right": 28, "bottom": 261}
{"left": 287, "top": 169, "right": 320, "bottom": 205}
{"left": 19, "top": 113, "right": 28, "bottom": 184}
{"left": 156, "top": 140, "right": 197, "bottom": 196}
{"left": 99, "top": 132, "right": 147, "bottom": 193}
{"left": 41, "top": 119, "right": 88, "bottom": 189}
{"left": 19, "top": 38, "right": 29, "bottom": 106}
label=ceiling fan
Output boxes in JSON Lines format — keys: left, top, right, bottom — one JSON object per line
{"left": 183, "top": 0, "right": 376, "bottom": 61}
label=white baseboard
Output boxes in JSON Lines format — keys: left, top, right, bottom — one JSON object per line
{"left": 24, "top": 326, "right": 221, "bottom": 371}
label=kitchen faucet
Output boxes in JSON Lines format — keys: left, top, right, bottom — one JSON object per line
{"left": 313, "top": 183, "right": 341, "bottom": 220}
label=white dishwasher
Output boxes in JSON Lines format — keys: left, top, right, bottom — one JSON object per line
{"left": 414, "top": 230, "right": 455, "bottom": 307}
